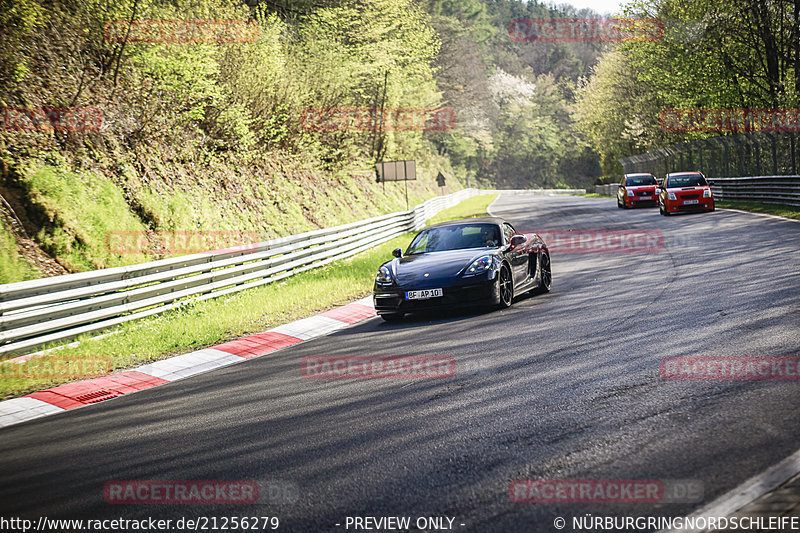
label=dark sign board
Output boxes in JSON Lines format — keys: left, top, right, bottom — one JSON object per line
{"left": 376, "top": 160, "right": 416, "bottom": 182}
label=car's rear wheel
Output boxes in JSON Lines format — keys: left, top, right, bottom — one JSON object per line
{"left": 380, "top": 313, "right": 404, "bottom": 322}
{"left": 494, "top": 265, "right": 513, "bottom": 308}
{"left": 534, "top": 253, "right": 551, "bottom": 294}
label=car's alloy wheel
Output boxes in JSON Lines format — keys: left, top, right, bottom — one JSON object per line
{"left": 496, "top": 265, "right": 513, "bottom": 308}
{"left": 535, "top": 253, "right": 551, "bottom": 294}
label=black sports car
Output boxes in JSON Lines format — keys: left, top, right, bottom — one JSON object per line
{"left": 373, "top": 217, "right": 551, "bottom": 321}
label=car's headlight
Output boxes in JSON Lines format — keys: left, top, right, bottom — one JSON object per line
{"left": 703, "top": 189, "right": 712, "bottom": 197}
{"left": 667, "top": 192, "right": 677, "bottom": 200}
{"left": 627, "top": 190, "right": 634, "bottom": 196}
{"left": 375, "top": 265, "right": 393, "bottom": 283}
{"left": 464, "top": 255, "right": 493, "bottom": 276}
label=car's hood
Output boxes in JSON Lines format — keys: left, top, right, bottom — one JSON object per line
{"left": 393, "top": 248, "right": 496, "bottom": 284}
{"left": 627, "top": 185, "right": 657, "bottom": 190}
{"left": 665, "top": 186, "right": 708, "bottom": 191}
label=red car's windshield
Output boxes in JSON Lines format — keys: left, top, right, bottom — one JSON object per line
{"left": 667, "top": 174, "right": 708, "bottom": 188}
{"left": 626, "top": 176, "right": 657, "bottom": 186}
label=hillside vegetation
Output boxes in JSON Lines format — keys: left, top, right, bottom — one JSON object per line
{"left": 0, "top": 0, "right": 608, "bottom": 283}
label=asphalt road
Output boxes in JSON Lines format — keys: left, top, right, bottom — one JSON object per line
{"left": 1, "top": 193, "right": 799, "bottom": 533}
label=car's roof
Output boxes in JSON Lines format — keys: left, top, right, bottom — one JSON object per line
{"left": 624, "top": 173, "right": 655, "bottom": 177}
{"left": 426, "top": 216, "right": 505, "bottom": 229}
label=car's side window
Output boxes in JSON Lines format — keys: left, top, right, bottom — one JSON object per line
{"left": 502, "top": 223, "right": 514, "bottom": 244}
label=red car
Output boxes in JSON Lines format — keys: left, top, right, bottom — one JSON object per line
{"left": 617, "top": 173, "right": 660, "bottom": 208}
{"left": 659, "top": 171, "right": 715, "bottom": 215}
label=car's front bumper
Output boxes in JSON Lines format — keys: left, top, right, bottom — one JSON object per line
{"left": 373, "top": 277, "right": 497, "bottom": 315}
{"left": 664, "top": 198, "right": 714, "bottom": 212}
{"left": 624, "top": 191, "right": 658, "bottom": 206}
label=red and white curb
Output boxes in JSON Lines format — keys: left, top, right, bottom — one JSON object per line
{"left": 0, "top": 296, "right": 376, "bottom": 429}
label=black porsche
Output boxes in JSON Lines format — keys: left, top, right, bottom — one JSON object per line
{"left": 372, "top": 217, "right": 551, "bottom": 321}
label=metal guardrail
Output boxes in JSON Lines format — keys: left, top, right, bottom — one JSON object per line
{"left": 594, "top": 176, "right": 800, "bottom": 206}
{"left": 594, "top": 184, "right": 618, "bottom": 196}
{"left": 0, "top": 189, "right": 494, "bottom": 357}
{"left": 618, "top": 132, "right": 799, "bottom": 178}
{"left": 709, "top": 176, "right": 800, "bottom": 207}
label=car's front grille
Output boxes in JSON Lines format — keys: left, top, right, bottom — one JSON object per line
{"left": 680, "top": 194, "right": 700, "bottom": 199}
{"left": 637, "top": 190, "right": 653, "bottom": 196}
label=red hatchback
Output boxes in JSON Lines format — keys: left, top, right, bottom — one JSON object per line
{"left": 617, "top": 173, "right": 659, "bottom": 208}
{"left": 659, "top": 171, "right": 715, "bottom": 215}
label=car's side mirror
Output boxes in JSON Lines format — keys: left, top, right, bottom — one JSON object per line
{"left": 618, "top": 184, "right": 624, "bottom": 188}
{"left": 392, "top": 248, "right": 403, "bottom": 258}
{"left": 708, "top": 180, "right": 715, "bottom": 186}
{"left": 509, "top": 234, "right": 526, "bottom": 249}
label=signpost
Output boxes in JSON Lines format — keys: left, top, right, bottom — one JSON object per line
{"left": 376, "top": 160, "right": 416, "bottom": 209}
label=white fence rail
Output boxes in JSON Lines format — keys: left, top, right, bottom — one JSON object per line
{"left": 709, "top": 176, "right": 800, "bottom": 206}
{"left": 594, "top": 183, "right": 618, "bottom": 196}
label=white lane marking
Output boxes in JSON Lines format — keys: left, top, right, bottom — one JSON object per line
{"left": 718, "top": 207, "right": 800, "bottom": 224}
{"left": 659, "top": 446, "right": 800, "bottom": 532}
{"left": 0, "top": 397, "right": 64, "bottom": 429}
{"left": 134, "top": 348, "right": 242, "bottom": 381}
{"left": 270, "top": 315, "right": 347, "bottom": 340}
{"left": 487, "top": 192, "right": 501, "bottom": 216}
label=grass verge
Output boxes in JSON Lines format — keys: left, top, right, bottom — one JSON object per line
{"left": 717, "top": 200, "right": 800, "bottom": 221}
{"left": 0, "top": 194, "right": 497, "bottom": 399}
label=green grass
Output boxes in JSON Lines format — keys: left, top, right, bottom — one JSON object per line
{"left": 0, "top": 194, "right": 497, "bottom": 399}
{"left": 0, "top": 222, "right": 38, "bottom": 284}
{"left": 717, "top": 200, "right": 800, "bottom": 221}
{"left": 23, "top": 165, "right": 150, "bottom": 272}
{"left": 428, "top": 193, "right": 498, "bottom": 225}
{"left": 578, "top": 193, "right": 608, "bottom": 198}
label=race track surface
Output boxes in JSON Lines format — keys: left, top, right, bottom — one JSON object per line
{"left": 1, "top": 193, "right": 799, "bottom": 532}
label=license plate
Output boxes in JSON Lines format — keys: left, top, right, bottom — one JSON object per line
{"left": 406, "top": 288, "right": 443, "bottom": 300}
{"left": 639, "top": 195, "right": 652, "bottom": 199}
{"left": 683, "top": 200, "right": 699, "bottom": 205}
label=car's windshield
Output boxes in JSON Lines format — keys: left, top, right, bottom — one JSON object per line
{"left": 667, "top": 174, "right": 707, "bottom": 188}
{"left": 626, "top": 175, "right": 657, "bottom": 186}
{"left": 406, "top": 223, "right": 501, "bottom": 254}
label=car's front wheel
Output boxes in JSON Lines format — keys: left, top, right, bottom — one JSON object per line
{"left": 534, "top": 253, "right": 551, "bottom": 294}
{"left": 494, "top": 265, "right": 513, "bottom": 308}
